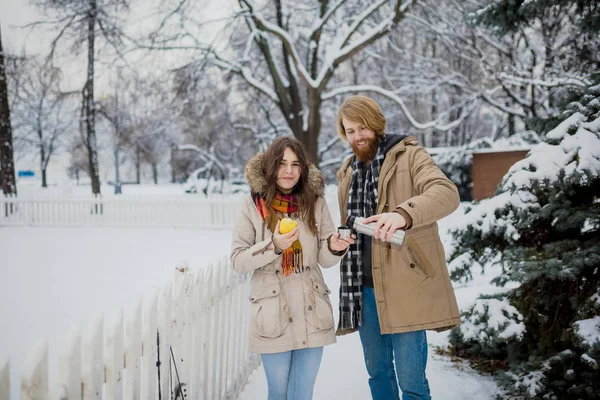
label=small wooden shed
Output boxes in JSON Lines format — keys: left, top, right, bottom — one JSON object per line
{"left": 471, "top": 148, "right": 531, "bottom": 201}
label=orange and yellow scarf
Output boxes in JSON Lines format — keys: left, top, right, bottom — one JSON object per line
{"left": 252, "top": 192, "right": 303, "bottom": 276}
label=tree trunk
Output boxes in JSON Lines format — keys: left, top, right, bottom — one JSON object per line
{"left": 114, "top": 149, "right": 120, "bottom": 184}
{"left": 170, "top": 147, "right": 176, "bottom": 183}
{"left": 508, "top": 115, "right": 516, "bottom": 137}
{"left": 0, "top": 25, "right": 17, "bottom": 196}
{"left": 38, "top": 128, "right": 47, "bottom": 187}
{"left": 135, "top": 145, "right": 141, "bottom": 184}
{"left": 429, "top": 41, "right": 437, "bottom": 148}
{"left": 300, "top": 90, "right": 321, "bottom": 165}
{"left": 41, "top": 169, "right": 47, "bottom": 188}
{"left": 152, "top": 163, "right": 158, "bottom": 185}
{"left": 85, "top": 0, "right": 101, "bottom": 195}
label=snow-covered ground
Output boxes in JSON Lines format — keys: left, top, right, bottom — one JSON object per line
{"left": 1, "top": 186, "right": 499, "bottom": 399}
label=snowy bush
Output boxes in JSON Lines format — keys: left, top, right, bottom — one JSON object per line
{"left": 448, "top": 84, "right": 600, "bottom": 399}
{"left": 450, "top": 294, "right": 525, "bottom": 362}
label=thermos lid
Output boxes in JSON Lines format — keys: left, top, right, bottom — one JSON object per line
{"left": 346, "top": 215, "right": 357, "bottom": 227}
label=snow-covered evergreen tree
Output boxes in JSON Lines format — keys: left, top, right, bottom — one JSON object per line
{"left": 448, "top": 83, "right": 600, "bottom": 398}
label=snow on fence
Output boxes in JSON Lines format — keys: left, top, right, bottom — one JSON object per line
{"left": 0, "top": 195, "right": 242, "bottom": 228}
{"left": 0, "top": 257, "right": 260, "bottom": 400}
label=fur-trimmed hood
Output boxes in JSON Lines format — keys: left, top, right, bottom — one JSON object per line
{"left": 244, "top": 153, "right": 324, "bottom": 197}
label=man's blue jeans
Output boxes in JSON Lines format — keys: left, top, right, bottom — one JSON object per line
{"left": 358, "top": 287, "right": 432, "bottom": 400}
{"left": 261, "top": 347, "right": 324, "bottom": 400}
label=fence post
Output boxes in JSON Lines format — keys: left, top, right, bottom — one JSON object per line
{"left": 105, "top": 308, "right": 124, "bottom": 400}
{"left": 169, "top": 264, "right": 192, "bottom": 399}
{"left": 82, "top": 316, "right": 104, "bottom": 400}
{"left": 20, "top": 340, "right": 48, "bottom": 400}
{"left": 157, "top": 281, "right": 172, "bottom": 400}
{"left": 124, "top": 300, "right": 142, "bottom": 400}
{"left": 58, "top": 325, "right": 82, "bottom": 400}
{"left": 189, "top": 268, "right": 205, "bottom": 400}
{"left": 180, "top": 273, "right": 195, "bottom": 389}
{"left": 201, "top": 264, "right": 214, "bottom": 400}
{"left": 141, "top": 291, "right": 158, "bottom": 400}
{"left": 0, "top": 359, "right": 9, "bottom": 400}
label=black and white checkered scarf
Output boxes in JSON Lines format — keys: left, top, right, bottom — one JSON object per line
{"left": 337, "top": 135, "right": 387, "bottom": 336}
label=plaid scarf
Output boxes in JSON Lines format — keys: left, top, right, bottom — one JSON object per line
{"left": 337, "top": 135, "right": 387, "bottom": 336}
{"left": 252, "top": 192, "right": 303, "bottom": 276}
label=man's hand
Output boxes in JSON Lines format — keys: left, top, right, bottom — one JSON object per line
{"left": 363, "top": 212, "right": 407, "bottom": 242}
{"left": 272, "top": 219, "right": 299, "bottom": 252}
{"left": 328, "top": 232, "right": 356, "bottom": 252}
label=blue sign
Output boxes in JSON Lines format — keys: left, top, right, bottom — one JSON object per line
{"left": 18, "top": 170, "right": 35, "bottom": 177}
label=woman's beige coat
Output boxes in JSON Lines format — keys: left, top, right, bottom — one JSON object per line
{"left": 231, "top": 154, "right": 342, "bottom": 354}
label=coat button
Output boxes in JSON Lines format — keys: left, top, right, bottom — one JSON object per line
{"left": 410, "top": 263, "right": 415, "bottom": 268}
{"left": 250, "top": 297, "right": 255, "bottom": 301}
{"left": 308, "top": 305, "right": 313, "bottom": 311}
{"left": 302, "top": 341, "right": 307, "bottom": 345}
{"left": 272, "top": 290, "right": 277, "bottom": 294}
{"left": 408, "top": 202, "right": 415, "bottom": 208}
{"left": 289, "top": 317, "right": 293, "bottom": 323}
{"left": 315, "top": 285, "right": 319, "bottom": 289}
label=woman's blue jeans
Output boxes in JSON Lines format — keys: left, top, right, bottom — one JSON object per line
{"left": 261, "top": 347, "right": 324, "bottom": 400}
{"left": 358, "top": 287, "right": 432, "bottom": 400}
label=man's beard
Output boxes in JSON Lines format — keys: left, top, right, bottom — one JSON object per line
{"left": 351, "top": 136, "right": 381, "bottom": 163}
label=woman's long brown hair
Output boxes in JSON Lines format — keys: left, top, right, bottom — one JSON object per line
{"left": 262, "top": 137, "right": 319, "bottom": 235}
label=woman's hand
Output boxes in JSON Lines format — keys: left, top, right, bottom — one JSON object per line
{"left": 272, "top": 219, "right": 299, "bottom": 252}
{"left": 328, "top": 232, "right": 356, "bottom": 252}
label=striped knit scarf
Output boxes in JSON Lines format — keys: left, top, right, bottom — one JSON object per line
{"left": 337, "top": 135, "right": 387, "bottom": 336}
{"left": 252, "top": 192, "right": 303, "bottom": 276}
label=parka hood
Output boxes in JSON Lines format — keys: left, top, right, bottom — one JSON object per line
{"left": 244, "top": 153, "right": 324, "bottom": 197}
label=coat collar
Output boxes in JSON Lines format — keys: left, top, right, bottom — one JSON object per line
{"left": 244, "top": 153, "right": 324, "bottom": 196}
{"left": 336, "top": 135, "right": 418, "bottom": 182}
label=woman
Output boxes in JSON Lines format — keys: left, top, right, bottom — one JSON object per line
{"left": 231, "top": 137, "right": 354, "bottom": 400}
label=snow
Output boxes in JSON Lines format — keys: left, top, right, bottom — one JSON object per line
{"left": 505, "top": 112, "right": 600, "bottom": 190}
{"left": 574, "top": 316, "right": 600, "bottom": 347}
{"left": 1, "top": 191, "right": 499, "bottom": 399}
{"left": 460, "top": 298, "right": 525, "bottom": 343}
{"left": 0, "top": 226, "right": 232, "bottom": 399}
{"left": 581, "top": 354, "right": 597, "bottom": 368}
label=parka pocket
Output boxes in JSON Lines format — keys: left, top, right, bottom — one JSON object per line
{"left": 385, "top": 239, "right": 435, "bottom": 285}
{"left": 249, "top": 282, "right": 288, "bottom": 338}
{"left": 406, "top": 237, "right": 437, "bottom": 279}
{"left": 306, "top": 279, "right": 334, "bottom": 331}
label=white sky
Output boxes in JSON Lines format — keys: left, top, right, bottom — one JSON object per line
{"left": 0, "top": 0, "right": 47, "bottom": 55}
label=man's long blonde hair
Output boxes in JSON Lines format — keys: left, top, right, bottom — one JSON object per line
{"left": 337, "top": 95, "right": 387, "bottom": 141}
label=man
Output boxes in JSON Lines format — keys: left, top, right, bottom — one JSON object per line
{"left": 335, "top": 95, "right": 461, "bottom": 400}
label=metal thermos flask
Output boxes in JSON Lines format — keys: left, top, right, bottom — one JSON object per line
{"left": 346, "top": 215, "right": 406, "bottom": 246}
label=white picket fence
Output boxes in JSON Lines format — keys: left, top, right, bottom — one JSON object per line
{"left": 0, "top": 195, "right": 241, "bottom": 228}
{"left": 0, "top": 257, "right": 260, "bottom": 400}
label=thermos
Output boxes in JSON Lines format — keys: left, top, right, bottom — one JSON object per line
{"left": 340, "top": 215, "right": 406, "bottom": 246}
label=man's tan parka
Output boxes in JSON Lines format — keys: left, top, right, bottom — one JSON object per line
{"left": 231, "top": 154, "right": 342, "bottom": 354}
{"left": 337, "top": 136, "right": 461, "bottom": 334}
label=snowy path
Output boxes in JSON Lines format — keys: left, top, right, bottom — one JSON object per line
{"left": 0, "top": 202, "right": 499, "bottom": 399}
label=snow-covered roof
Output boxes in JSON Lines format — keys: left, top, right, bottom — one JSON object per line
{"left": 470, "top": 146, "right": 534, "bottom": 154}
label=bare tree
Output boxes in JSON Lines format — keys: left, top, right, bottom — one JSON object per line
{"left": 0, "top": 25, "right": 17, "bottom": 196}
{"left": 147, "top": 0, "right": 475, "bottom": 164}
{"left": 10, "top": 58, "right": 75, "bottom": 187}
{"left": 31, "top": 0, "right": 130, "bottom": 194}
